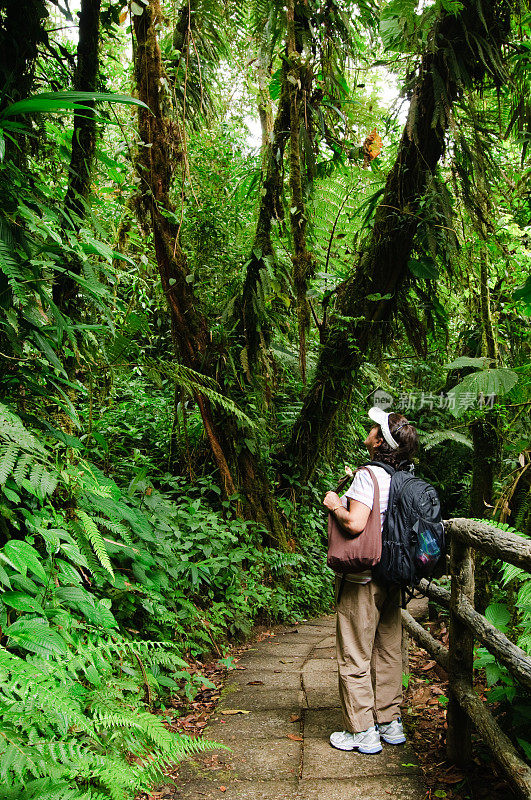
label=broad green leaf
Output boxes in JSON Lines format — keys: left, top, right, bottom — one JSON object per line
{"left": 449, "top": 369, "right": 519, "bottom": 416}
{"left": 1, "top": 591, "right": 44, "bottom": 614}
{"left": 485, "top": 661, "right": 502, "bottom": 686}
{"left": 2, "top": 486, "right": 20, "bottom": 503}
{"left": 81, "top": 238, "right": 115, "bottom": 262}
{"left": 407, "top": 257, "right": 439, "bottom": 279}
{"left": 56, "top": 559, "right": 83, "bottom": 585}
{"left": 485, "top": 602, "right": 511, "bottom": 631}
{"left": 444, "top": 356, "right": 493, "bottom": 370}
{"left": 5, "top": 618, "right": 69, "bottom": 656}
{"left": 0, "top": 91, "right": 149, "bottom": 119}
{"left": 0, "top": 563, "right": 12, "bottom": 588}
{"left": 3, "top": 540, "right": 47, "bottom": 582}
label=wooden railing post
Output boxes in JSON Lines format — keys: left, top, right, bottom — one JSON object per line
{"left": 447, "top": 535, "right": 474, "bottom": 765}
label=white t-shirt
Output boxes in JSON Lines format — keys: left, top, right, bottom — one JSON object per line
{"left": 338, "top": 466, "right": 392, "bottom": 584}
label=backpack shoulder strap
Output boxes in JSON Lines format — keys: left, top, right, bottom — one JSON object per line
{"left": 366, "top": 460, "right": 395, "bottom": 477}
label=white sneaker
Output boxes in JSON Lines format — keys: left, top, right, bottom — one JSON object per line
{"left": 378, "top": 717, "right": 406, "bottom": 745}
{"left": 329, "top": 726, "right": 382, "bottom": 754}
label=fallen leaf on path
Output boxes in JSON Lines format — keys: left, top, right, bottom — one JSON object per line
{"left": 412, "top": 686, "right": 431, "bottom": 706}
{"left": 247, "top": 680, "right": 264, "bottom": 685}
{"left": 287, "top": 734, "right": 303, "bottom": 741}
{"left": 219, "top": 787, "right": 227, "bottom": 792}
{"left": 440, "top": 772, "right": 465, "bottom": 784}
{"left": 219, "top": 709, "right": 251, "bottom": 715}
{"left": 290, "top": 714, "right": 301, "bottom": 722}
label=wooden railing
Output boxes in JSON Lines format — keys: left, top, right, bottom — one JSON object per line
{"left": 401, "top": 518, "right": 531, "bottom": 800}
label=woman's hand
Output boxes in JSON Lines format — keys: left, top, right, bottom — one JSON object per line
{"left": 323, "top": 491, "right": 341, "bottom": 511}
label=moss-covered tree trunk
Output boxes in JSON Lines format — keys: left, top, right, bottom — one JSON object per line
{"left": 133, "top": 0, "right": 288, "bottom": 546}
{"left": 256, "top": 17, "right": 274, "bottom": 174}
{"left": 64, "top": 0, "right": 101, "bottom": 222}
{"left": 133, "top": 0, "right": 235, "bottom": 496}
{"left": 468, "top": 155, "right": 501, "bottom": 613}
{"left": 278, "top": 0, "right": 512, "bottom": 485}
{"left": 469, "top": 413, "right": 501, "bottom": 613}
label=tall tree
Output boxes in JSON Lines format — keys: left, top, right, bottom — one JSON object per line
{"left": 238, "top": 0, "right": 362, "bottom": 376}
{"left": 0, "top": 0, "right": 48, "bottom": 111}
{"left": 64, "top": 0, "right": 102, "bottom": 224}
{"left": 279, "top": 0, "right": 513, "bottom": 486}
{"left": 132, "top": 0, "right": 291, "bottom": 545}
{"left": 287, "top": 0, "right": 315, "bottom": 383}
{"left": 132, "top": 0, "right": 236, "bottom": 497}
{"left": 53, "top": 0, "right": 102, "bottom": 310}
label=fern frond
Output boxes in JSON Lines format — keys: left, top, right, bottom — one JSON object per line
{"left": 0, "top": 444, "right": 19, "bottom": 485}
{"left": 420, "top": 429, "right": 473, "bottom": 450}
{"left": 75, "top": 512, "right": 114, "bottom": 580}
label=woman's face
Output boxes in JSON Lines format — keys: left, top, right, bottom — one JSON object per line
{"left": 364, "top": 425, "right": 383, "bottom": 456}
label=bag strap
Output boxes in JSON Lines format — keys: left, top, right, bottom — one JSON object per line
{"left": 361, "top": 466, "right": 380, "bottom": 515}
{"left": 366, "top": 460, "right": 395, "bottom": 477}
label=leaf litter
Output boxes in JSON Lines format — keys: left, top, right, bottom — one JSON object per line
{"left": 405, "top": 615, "right": 517, "bottom": 800}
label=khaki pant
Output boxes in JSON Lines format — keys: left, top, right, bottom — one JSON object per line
{"left": 335, "top": 576, "right": 402, "bottom": 733}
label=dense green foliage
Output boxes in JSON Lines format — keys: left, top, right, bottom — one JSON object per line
{"left": 0, "top": 0, "right": 529, "bottom": 796}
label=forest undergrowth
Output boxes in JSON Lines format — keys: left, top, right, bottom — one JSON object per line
{"left": 0, "top": 0, "right": 530, "bottom": 797}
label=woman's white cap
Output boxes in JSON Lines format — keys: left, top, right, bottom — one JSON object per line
{"left": 368, "top": 406, "right": 399, "bottom": 450}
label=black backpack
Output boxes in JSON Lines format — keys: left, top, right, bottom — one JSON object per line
{"left": 367, "top": 461, "right": 445, "bottom": 589}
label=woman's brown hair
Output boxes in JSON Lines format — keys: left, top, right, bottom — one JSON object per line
{"left": 372, "top": 413, "right": 419, "bottom": 470}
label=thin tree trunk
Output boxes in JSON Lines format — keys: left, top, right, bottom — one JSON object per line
{"left": 64, "top": 0, "right": 101, "bottom": 222}
{"left": 287, "top": 0, "right": 314, "bottom": 384}
{"left": 279, "top": 0, "right": 512, "bottom": 486}
{"left": 467, "top": 153, "right": 501, "bottom": 613}
{"left": 53, "top": 0, "right": 102, "bottom": 310}
{"left": 239, "top": 67, "right": 290, "bottom": 368}
{"left": 256, "top": 18, "right": 274, "bottom": 173}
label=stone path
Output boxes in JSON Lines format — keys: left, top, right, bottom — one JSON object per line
{"left": 176, "top": 615, "right": 424, "bottom": 799}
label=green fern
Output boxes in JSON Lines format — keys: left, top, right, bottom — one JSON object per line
{"left": 420, "top": 429, "right": 473, "bottom": 450}
{"left": 74, "top": 512, "right": 115, "bottom": 581}
{"left": 0, "top": 443, "right": 19, "bottom": 484}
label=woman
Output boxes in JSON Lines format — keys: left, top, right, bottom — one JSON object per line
{"left": 323, "top": 406, "right": 419, "bottom": 754}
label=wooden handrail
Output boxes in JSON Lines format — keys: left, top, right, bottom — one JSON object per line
{"left": 445, "top": 518, "right": 531, "bottom": 571}
{"left": 456, "top": 596, "right": 531, "bottom": 691}
{"left": 401, "top": 609, "right": 449, "bottom": 670}
{"left": 451, "top": 677, "right": 531, "bottom": 798}
{"left": 402, "top": 519, "right": 531, "bottom": 799}
{"left": 416, "top": 579, "right": 531, "bottom": 690}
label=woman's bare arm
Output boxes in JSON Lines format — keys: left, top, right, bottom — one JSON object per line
{"left": 323, "top": 491, "right": 371, "bottom": 536}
